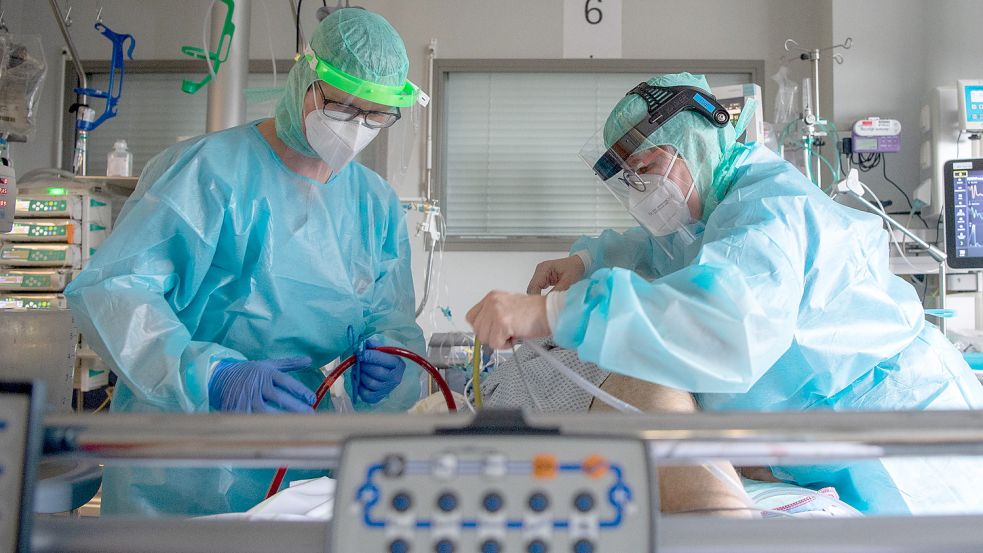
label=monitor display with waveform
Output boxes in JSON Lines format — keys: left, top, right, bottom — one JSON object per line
{"left": 951, "top": 169, "right": 983, "bottom": 258}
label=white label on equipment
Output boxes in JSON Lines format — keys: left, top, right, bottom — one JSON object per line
{"left": 971, "top": 90, "right": 983, "bottom": 103}
{"left": 563, "top": 0, "right": 622, "bottom": 59}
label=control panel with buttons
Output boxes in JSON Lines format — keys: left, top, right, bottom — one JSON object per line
{"left": 331, "top": 419, "right": 653, "bottom": 553}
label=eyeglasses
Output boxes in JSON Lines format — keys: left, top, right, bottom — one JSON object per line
{"left": 315, "top": 82, "right": 402, "bottom": 129}
{"left": 320, "top": 100, "right": 401, "bottom": 129}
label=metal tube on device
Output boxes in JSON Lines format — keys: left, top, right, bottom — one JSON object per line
{"left": 206, "top": 0, "right": 250, "bottom": 132}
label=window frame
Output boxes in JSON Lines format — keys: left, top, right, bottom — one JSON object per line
{"left": 433, "top": 58, "right": 766, "bottom": 251}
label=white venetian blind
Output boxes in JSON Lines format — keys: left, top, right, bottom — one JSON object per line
{"left": 443, "top": 71, "right": 750, "bottom": 239}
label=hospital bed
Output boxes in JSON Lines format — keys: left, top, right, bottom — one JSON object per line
{"left": 28, "top": 408, "right": 983, "bottom": 553}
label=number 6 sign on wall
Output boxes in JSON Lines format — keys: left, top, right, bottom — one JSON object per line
{"left": 563, "top": 0, "right": 623, "bottom": 59}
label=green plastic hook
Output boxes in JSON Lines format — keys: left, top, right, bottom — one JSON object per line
{"left": 180, "top": 0, "right": 235, "bottom": 94}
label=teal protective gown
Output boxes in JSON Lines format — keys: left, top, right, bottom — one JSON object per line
{"left": 65, "top": 121, "right": 424, "bottom": 517}
{"left": 555, "top": 142, "right": 983, "bottom": 515}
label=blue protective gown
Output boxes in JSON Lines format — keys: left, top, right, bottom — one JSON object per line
{"left": 554, "top": 143, "right": 983, "bottom": 515}
{"left": 65, "top": 121, "right": 425, "bottom": 517}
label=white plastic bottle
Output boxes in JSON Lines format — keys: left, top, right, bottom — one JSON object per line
{"left": 106, "top": 139, "right": 132, "bottom": 177}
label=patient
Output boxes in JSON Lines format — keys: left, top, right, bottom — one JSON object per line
{"left": 479, "top": 340, "right": 752, "bottom": 516}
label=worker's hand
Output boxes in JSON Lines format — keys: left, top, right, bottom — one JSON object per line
{"left": 526, "top": 255, "right": 586, "bottom": 295}
{"left": 466, "top": 291, "right": 550, "bottom": 350}
{"left": 354, "top": 337, "right": 406, "bottom": 404}
{"left": 208, "top": 357, "right": 316, "bottom": 414}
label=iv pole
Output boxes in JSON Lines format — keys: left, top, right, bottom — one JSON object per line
{"left": 783, "top": 37, "right": 852, "bottom": 190}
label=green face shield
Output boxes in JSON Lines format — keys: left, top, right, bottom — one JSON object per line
{"left": 303, "top": 46, "right": 430, "bottom": 109}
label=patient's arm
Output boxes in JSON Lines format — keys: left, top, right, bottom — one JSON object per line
{"left": 589, "top": 374, "right": 752, "bottom": 516}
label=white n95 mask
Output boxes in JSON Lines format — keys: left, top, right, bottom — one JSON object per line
{"left": 304, "top": 110, "right": 380, "bottom": 172}
{"left": 626, "top": 173, "right": 696, "bottom": 237}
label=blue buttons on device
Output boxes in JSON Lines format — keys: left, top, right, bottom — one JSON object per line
{"left": 528, "top": 491, "right": 550, "bottom": 513}
{"left": 573, "top": 492, "right": 595, "bottom": 513}
{"left": 482, "top": 491, "right": 504, "bottom": 513}
{"left": 480, "top": 539, "right": 502, "bottom": 553}
{"left": 573, "top": 539, "right": 595, "bottom": 553}
{"left": 389, "top": 538, "right": 410, "bottom": 553}
{"left": 434, "top": 539, "right": 455, "bottom": 553}
{"left": 391, "top": 491, "right": 413, "bottom": 512}
{"left": 437, "top": 491, "right": 458, "bottom": 512}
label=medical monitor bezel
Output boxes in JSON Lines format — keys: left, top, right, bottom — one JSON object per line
{"left": 0, "top": 381, "right": 44, "bottom": 553}
{"left": 944, "top": 158, "right": 983, "bottom": 269}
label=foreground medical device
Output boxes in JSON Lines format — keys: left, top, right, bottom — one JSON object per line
{"left": 330, "top": 411, "right": 654, "bottom": 553}
{"left": 0, "top": 381, "right": 44, "bottom": 553}
{"left": 32, "top": 410, "right": 983, "bottom": 552}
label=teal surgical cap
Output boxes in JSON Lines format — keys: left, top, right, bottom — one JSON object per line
{"left": 602, "top": 73, "right": 740, "bottom": 221}
{"left": 275, "top": 8, "right": 411, "bottom": 157}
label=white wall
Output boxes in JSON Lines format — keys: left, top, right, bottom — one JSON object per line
{"left": 9, "top": 0, "right": 831, "bottom": 340}
{"left": 831, "top": 0, "right": 983, "bottom": 213}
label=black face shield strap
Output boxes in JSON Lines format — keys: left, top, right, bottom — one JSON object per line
{"left": 593, "top": 84, "right": 730, "bottom": 180}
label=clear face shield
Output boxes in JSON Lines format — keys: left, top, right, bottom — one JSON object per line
{"left": 303, "top": 46, "right": 430, "bottom": 173}
{"left": 579, "top": 83, "right": 731, "bottom": 250}
{"left": 580, "top": 128, "right": 700, "bottom": 242}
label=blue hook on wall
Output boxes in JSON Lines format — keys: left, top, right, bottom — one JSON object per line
{"left": 73, "top": 22, "right": 135, "bottom": 132}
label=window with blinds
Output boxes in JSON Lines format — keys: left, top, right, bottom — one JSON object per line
{"left": 436, "top": 62, "right": 758, "bottom": 249}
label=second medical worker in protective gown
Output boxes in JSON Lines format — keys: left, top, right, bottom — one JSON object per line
{"left": 66, "top": 9, "right": 427, "bottom": 516}
{"left": 468, "top": 73, "right": 983, "bottom": 515}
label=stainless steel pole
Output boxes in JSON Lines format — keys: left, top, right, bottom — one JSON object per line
{"left": 206, "top": 0, "right": 251, "bottom": 132}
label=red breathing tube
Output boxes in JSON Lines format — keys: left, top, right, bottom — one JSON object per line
{"left": 265, "top": 346, "right": 457, "bottom": 499}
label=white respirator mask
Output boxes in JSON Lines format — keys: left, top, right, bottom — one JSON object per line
{"left": 626, "top": 173, "right": 696, "bottom": 237}
{"left": 304, "top": 110, "right": 379, "bottom": 172}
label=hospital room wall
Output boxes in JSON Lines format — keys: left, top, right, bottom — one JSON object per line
{"left": 831, "top": 0, "right": 983, "bottom": 214}
{"left": 11, "top": 0, "right": 830, "bottom": 340}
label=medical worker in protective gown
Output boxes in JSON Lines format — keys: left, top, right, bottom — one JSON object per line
{"left": 66, "top": 9, "right": 428, "bottom": 516}
{"left": 467, "top": 73, "right": 983, "bottom": 515}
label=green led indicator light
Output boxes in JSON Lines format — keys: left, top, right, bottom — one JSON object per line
{"left": 47, "top": 187, "right": 67, "bottom": 196}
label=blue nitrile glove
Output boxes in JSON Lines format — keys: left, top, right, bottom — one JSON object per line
{"left": 208, "top": 356, "right": 317, "bottom": 413}
{"left": 354, "top": 337, "right": 406, "bottom": 404}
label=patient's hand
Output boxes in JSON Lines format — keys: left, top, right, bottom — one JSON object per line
{"left": 527, "top": 255, "right": 586, "bottom": 295}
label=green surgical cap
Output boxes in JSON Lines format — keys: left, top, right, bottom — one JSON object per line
{"left": 602, "top": 73, "right": 738, "bottom": 220}
{"left": 275, "top": 8, "right": 411, "bottom": 157}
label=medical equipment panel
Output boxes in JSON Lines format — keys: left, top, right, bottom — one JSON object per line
{"left": 958, "top": 79, "right": 983, "bottom": 133}
{"left": 0, "top": 269, "right": 72, "bottom": 292}
{"left": 0, "top": 382, "right": 44, "bottom": 553}
{"left": 0, "top": 189, "right": 111, "bottom": 309}
{"left": 0, "top": 164, "right": 15, "bottom": 234}
{"left": 332, "top": 430, "right": 654, "bottom": 552}
{"left": 851, "top": 117, "right": 902, "bottom": 153}
{"left": 0, "top": 244, "right": 81, "bottom": 268}
{"left": 944, "top": 158, "right": 983, "bottom": 268}
{"left": 0, "top": 294, "right": 66, "bottom": 310}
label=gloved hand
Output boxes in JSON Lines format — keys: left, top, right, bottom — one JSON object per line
{"left": 208, "top": 356, "right": 316, "bottom": 413}
{"left": 353, "top": 337, "right": 406, "bottom": 404}
{"left": 526, "top": 255, "right": 586, "bottom": 295}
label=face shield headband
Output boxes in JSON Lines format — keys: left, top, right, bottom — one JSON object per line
{"left": 592, "top": 84, "right": 730, "bottom": 181}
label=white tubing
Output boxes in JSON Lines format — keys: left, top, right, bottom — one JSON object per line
{"left": 521, "top": 340, "right": 641, "bottom": 414}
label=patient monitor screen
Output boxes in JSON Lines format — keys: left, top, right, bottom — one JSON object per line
{"left": 950, "top": 166, "right": 983, "bottom": 259}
